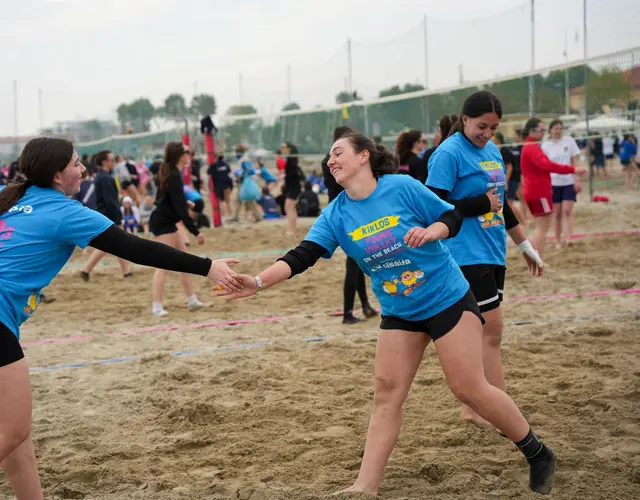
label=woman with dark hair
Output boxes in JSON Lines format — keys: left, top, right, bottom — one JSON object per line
{"left": 521, "top": 117, "right": 587, "bottom": 259}
{"left": 218, "top": 131, "right": 557, "bottom": 497}
{"left": 541, "top": 119, "right": 582, "bottom": 249}
{"left": 427, "top": 91, "right": 544, "bottom": 430}
{"left": 281, "top": 141, "right": 302, "bottom": 236}
{"left": 395, "top": 129, "right": 428, "bottom": 183}
{"left": 422, "top": 114, "right": 458, "bottom": 167}
{"left": 321, "top": 126, "right": 378, "bottom": 324}
{"left": 149, "top": 141, "right": 211, "bottom": 317}
{"left": 0, "top": 137, "right": 241, "bottom": 499}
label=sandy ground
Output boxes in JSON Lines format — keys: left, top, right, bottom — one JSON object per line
{"left": 1, "top": 182, "right": 639, "bottom": 500}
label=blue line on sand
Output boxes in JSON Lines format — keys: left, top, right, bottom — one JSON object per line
{"left": 29, "top": 312, "right": 639, "bottom": 374}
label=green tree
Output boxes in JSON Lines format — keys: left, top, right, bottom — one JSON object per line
{"left": 128, "top": 98, "right": 155, "bottom": 132}
{"left": 282, "top": 102, "right": 301, "bottom": 111}
{"left": 586, "top": 68, "right": 632, "bottom": 113}
{"left": 162, "top": 93, "right": 188, "bottom": 118}
{"left": 226, "top": 104, "right": 258, "bottom": 115}
{"left": 116, "top": 103, "right": 131, "bottom": 132}
{"left": 190, "top": 93, "right": 217, "bottom": 117}
{"left": 335, "top": 91, "right": 361, "bottom": 104}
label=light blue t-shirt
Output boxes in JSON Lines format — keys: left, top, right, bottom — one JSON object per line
{"left": 183, "top": 186, "right": 203, "bottom": 202}
{"left": 0, "top": 186, "right": 113, "bottom": 338}
{"left": 305, "top": 174, "right": 469, "bottom": 322}
{"left": 426, "top": 132, "right": 507, "bottom": 267}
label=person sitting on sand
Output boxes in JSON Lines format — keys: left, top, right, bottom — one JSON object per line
{"left": 0, "top": 137, "right": 242, "bottom": 500}
{"left": 216, "top": 131, "right": 556, "bottom": 497}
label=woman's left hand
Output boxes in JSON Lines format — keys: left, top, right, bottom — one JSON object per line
{"left": 517, "top": 241, "right": 544, "bottom": 277}
{"left": 403, "top": 223, "right": 447, "bottom": 248}
{"left": 207, "top": 258, "right": 242, "bottom": 292}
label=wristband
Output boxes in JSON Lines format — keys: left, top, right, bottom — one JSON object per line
{"left": 517, "top": 240, "right": 534, "bottom": 253}
{"left": 517, "top": 240, "right": 544, "bottom": 268}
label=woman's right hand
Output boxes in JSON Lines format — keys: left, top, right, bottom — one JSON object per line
{"left": 574, "top": 167, "right": 588, "bottom": 177}
{"left": 486, "top": 188, "right": 502, "bottom": 212}
{"left": 214, "top": 274, "right": 259, "bottom": 300}
{"left": 196, "top": 233, "right": 205, "bottom": 246}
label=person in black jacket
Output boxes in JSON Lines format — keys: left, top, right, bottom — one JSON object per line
{"left": 281, "top": 141, "right": 302, "bottom": 236}
{"left": 149, "top": 142, "right": 209, "bottom": 316}
{"left": 321, "top": 126, "right": 378, "bottom": 324}
{"left": 395, "top": 129, "right": 428, "bottom": 183}
{"left": 80, "top": 150, "right": 132, "bottom": 280}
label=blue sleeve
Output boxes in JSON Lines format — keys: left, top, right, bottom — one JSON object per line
{"left": 56, "top": 200, "right": 114, "bottom": 248}
{"left": 426, "top": 150, "right": 458, "bottom": 192}
{"left": 304, "top": 210, "right": 339, "bottom": 259}
{"left": 407, "top": 178, "right": 456, "bottom": 226}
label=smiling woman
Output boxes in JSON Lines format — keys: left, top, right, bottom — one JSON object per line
{"left": 216, "top": 131, "right": 557, "bottom": 497}
{"left": 0, "top": 137, "right": 243, "bottom": 499}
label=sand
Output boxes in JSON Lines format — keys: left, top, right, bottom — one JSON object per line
{"left": 1, "top": 181, "right": 639, "bottom": 500}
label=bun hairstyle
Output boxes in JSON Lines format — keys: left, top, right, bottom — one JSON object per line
{"left": 0, "top": 137, "right": 74, "bottom": 216}
{"left": 449, "top": 91, "right": 503, "bottom": 137}
{"left": 438, "top": 114, "right": 458, "bottom": 144}
{"left": 395, "top": 129, "right": 422, "bottom": 164}
{"left": 159, "top": 141, "right": 186, "bottom": 192}
{"left": 342, "top": 132, "right": 399, "bottom": 178}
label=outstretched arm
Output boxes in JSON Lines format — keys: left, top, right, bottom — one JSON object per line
{"left": 215, "top": 241, "right": 328, "bottom": 299}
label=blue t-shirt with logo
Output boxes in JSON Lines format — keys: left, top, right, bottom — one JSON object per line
{"left": 305, "top": 174, "right": 469, "bottom": 322}
{"left": 183, "top": 186, "right": 203, "bottom": 202}
{"left": 0, "top": 186, "right": 113, "bottom": 338}
{"left": 426, "top": 132, "right": 507, "bottom": 267}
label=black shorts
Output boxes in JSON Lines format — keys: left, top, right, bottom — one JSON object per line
{"left": 460, "top": 264, "right": 506, "bottom": 313}
{"left": 380, "top": 289, "right": 484, "bottom": 341}
{"left": 191, "top": 199, "right": 204, "bottom": 213}
{"left": 285, "top": 183, "right": 301, "bottom": 200}
{"left": 149, "top": 211, "right": 177, "bottom": 237}
{"left": 0, "top": 322, "right": 24, "bottom": 368}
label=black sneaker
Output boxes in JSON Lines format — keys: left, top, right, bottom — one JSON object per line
{"left": 342, "top": 315, "right": 362, "bottom": 325}
{"left": 529, "top": 447, "right": 556, "bottom": 495}
{"left": 362, "top": 305, "right": 379, "bottom": 318}
{"left": 80, "top": 271, "right": 90, "bottom": 282}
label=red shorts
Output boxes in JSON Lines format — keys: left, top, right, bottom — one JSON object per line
{"left": 525, "top": 196, "right": 553, "bottom": 217}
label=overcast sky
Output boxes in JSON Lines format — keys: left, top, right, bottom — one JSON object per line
{"left": 1, "top": 0, "right": 638, "bottom": 137}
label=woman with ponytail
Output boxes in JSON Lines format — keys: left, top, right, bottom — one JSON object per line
{"left": 426, "top": 91, "right": 548, "bottom": 434}
{"left": 0, "top": 138, "right": 242, "bottom": 499}
{"left": 149, "top": 141, "right": 211, "bottom": 316}
{"left": 422, "top": 113, "right": 458, "bottom": 167}
{"left": 217, "top": 131, "right": 557, "bottom": 497}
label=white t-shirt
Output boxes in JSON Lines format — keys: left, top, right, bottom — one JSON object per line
{"left": 541, "top": 137, "right": 581, "bottom": 187}
{"left": 603, "top": 136, "right": 614, "bottom": 156}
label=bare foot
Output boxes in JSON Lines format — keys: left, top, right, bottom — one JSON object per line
{"left": 332, "top": 486, "right": 377, "bottom": 497}
{"left": 555, "top": 243, "right": 563, "bottom": 250}
{"left": 460, "top": 407, "right": 493, "bottom": 430}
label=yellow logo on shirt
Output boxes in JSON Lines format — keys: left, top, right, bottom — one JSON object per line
{"left": 478, "top": 209, "right": 504, "bottom": 229}
{"left": 348, "top": 216, "right": 400, "bottom": 242}
{"left": 479, "top": 160, "right": 503, "bottom": 171}
{"left": 24, "top": 294, "right": 39, "bottom": 316}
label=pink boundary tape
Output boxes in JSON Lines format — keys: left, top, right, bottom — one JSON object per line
{"left": 21, "top": 288, "right": 640, "bottom": 347}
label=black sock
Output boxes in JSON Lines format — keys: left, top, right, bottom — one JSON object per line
{"left": 515, "top": 429, "right": 549, "bottom": 463}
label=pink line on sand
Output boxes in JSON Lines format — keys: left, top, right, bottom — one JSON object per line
{"left": 21, "top": 289, "right": 640, "bottom": 348}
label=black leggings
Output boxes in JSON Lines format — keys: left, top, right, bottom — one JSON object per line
{"left": 344, "top": 257, "right": 369, "bottom": 315}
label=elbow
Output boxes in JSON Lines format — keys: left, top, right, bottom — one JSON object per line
{"left": 447, "top": 210, "right": 463, "bottom": 238}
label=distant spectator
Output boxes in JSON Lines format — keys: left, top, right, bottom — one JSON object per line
{"left": 297, "top": 182, "right": 320, "bottom": 217}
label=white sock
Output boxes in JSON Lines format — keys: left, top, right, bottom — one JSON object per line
{"left": 152, "top": 302, "right": 164, "bottom": 312}
{"left": 187, "top": 294, "right": 199, "bottom": 306}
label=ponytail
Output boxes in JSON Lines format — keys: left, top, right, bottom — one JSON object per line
{"left": 448, "top": 117, "right": 464, "bottom": 138}
{"left": 0, "top": 178, "right": 32, "bottom": 217}
{"left": 372, "top": 143, "right": 400, "bottom": 177}
{"left": 158, "top": 162, "right": 171, "bottom": 192}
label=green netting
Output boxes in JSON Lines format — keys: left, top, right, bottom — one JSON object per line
{"left": 75, "top": 128, "right": 183, "bottom": 158}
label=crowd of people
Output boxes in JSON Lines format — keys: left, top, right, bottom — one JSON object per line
{"left": 1, "top": 88, "right": 639, "bottom": 499}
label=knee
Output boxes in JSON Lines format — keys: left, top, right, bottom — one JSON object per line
{"left": 483, "top": 317, "right": 503, "bottom": 347}
{"left": 448, "top": 377, "right": 483, "bottom": 407}
{"left": 0, "top": 425, "right": 31, "bottom": 458}
{"left": 373, "top": 376, "right": 406, "bottom": 409}
{"left": 562, "top": 207, "right": 573, "bottom": 218}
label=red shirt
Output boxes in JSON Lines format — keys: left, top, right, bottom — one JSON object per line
{"left": 521, "top": 137, "right": 576, "bottom": 200}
